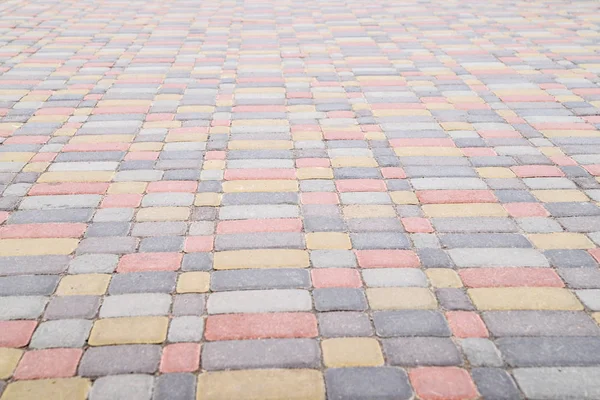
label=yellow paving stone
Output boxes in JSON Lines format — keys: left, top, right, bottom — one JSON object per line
{"left": 202, "top": 160, "right": 225, "bottom": 170}
{"left": 331, "top": 157, "right": 378, "bottom": 167}
{"left": 528, "top": 233, "right": 595, "bottom": 249}
{"left": 343, "top": 205, "right": 397, "bottom": 218}
{"left": 88, "top": 317, "right": 168, "bottom": 345}
{"left": 0, "top": 348, "right": 22, "bottom": 379}
{"left": 306, "top": 233, "right": 351, "bottom": 250}
{"left": 69, "top": 134, "right": 133, "bottom": 143}
{"left": 422, "top": 203, "right": 508, "bottom": 218}
{"left": 292, "top": 131, "right": 322, "bottom": 141}
{"left": 30, "top": 115, "right": 69, "bottom": 123}
{"left": 144, "top": 121, "right": 181, "bottom": 129}
{"left": 394, "top": 147, "right": 463, "bottom": 157}
{"left": 223, "top": 180, "right": 298, "bottom": 193}
{"left": 228, "top": 140, "right": 292, "bottom": 150}
{"left": 177, "top": 272, "right": 210, "bottom": 293}
{"left": 130, "top": 142, "right": 162, "bottom": 151}
{"left": 136, "top": 207, "right": 190, "bottom": 221}
{"left": 365, "top": 131, "right": 387, "bottom": 140}
{"left": 108, "top": 182, "right": 147, "bottom": 194}
{"left": 194, "top": 193, "right": 222, "bottom": 206}
{"left": 441, "top": 122, "right": 473, "bottom": 130}
{"left": 177, "top": 106, "right": 215, "bottom": 113}
{"left": 0, "top": 152, "right": 35, "bottom": 162}
{"left": 322, "top": 338, "right": 384, "bottom": 367}
{"left": 468, "top": 288, "right": 583, "bottom": 310}
{"left": 476, "top": 167, "right": 516, "bottom": 178}
{"left": 366, "top": 288, "right": 437, "bottom": 310}
{"left": 426, "top": 269, "right": 462, "bottom": 288}
{"left": 0, "top": 238, "right": 78, "bottom": 256}
{"left": 593, "top": 312, "right": 600, "bottom": 325}
{"left": 37, "top": 171, "right": 114, "bottom": 183}
{"left": 390, "top": 191, "right": 419, "bottom": 204}
{"left": 56, "top": 274, "right": 111, "bottom": 295}
{"left": 540, "top": 147, "right": 564, "bottom": 156}
{"left": 297, "top": 167, "right": 333, "bottom": 180}
{"left": 532, "top": 189, "right": 589, "bottom": 202}
{"left": 196, "top": 369, "right": 325, "bottom": 400}
{"left": 23, "top": 162, "right": 49, "bottom": 173}
{"left": 373, "top": 109, "right": 431, "bottom": 116}
{"left": 1, "top": 378, "right": 91, "bottom": 400}
{"left": 214, "top": 250, "right": 310, "bottom": 270}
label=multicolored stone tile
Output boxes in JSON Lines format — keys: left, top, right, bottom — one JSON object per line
{"left": 1, "top": 0, "right": 600, "bottom": 398}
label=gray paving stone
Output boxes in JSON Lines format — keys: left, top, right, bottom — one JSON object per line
{"left": 172, "top": 294, "right": 205, "bottom": 316}
{"left": 461, "top": 338, "right": 503, "bottom": 367}
{"left": 0, "top": 296, "right": 47, "bottom": 320}
{"left": 168, "top": 316, "right": 204, "bottom": 342}
{"left": 139, "top": 236, "right": 184, "bottom": 252}
{"left": 483, "top": 311, "right": 600, "bottom": 336}
{"left": 517, "top": 217, "right": 563, "bottom": 233}
{"left": 313, "top": 288, "right": 368, "bottom": 311}
{"left": 439, "top": 233, "right": 531, "bottom": 248}
{"left": 449, "top": 248, "right": 549, "bottom": 267}
{"left": 79, "top": 345, "right": 161, "bottom": 376}
{"left": 90, "top": 374, "right": 154, "bottom": 400}
{"left": 202, "top": 339, "right": 320, "bottom": 370}
{"left": 0, "top": 255, "right": 69, "bottom": 276}
{"left": 559, "top": 268, "right": 600, "bottom": 288}
{"left": 576, "top": 289, "right": 600, "bottom": 310}
{"left": 207, "top": 289, "right": 312, "bottom": 314}
{"left": 382, "top": 337, "right": 462, "bottom": 366}
{"left": 374, "top": 310, "right": 451, "bottom": 337}
{"left": 77, "top": 237, "right": 137, "bottom": 254}
{"left": 318, "top": 312, "right": 373, "bottom": 337}
{"left": 30, "top": 319, "right": 92, "bottom": 348}
{"left": 214, "top": 232, "right": 304, "bottom": 250}
{"left": 325, "top": 367, "right": 414, "bottom": 400}
{"left": 513, "top": 367, "right": 600, "bottom": 399}
{"left": 544, "top": 249, "right": 598, "bottom": 268}
{"left": 44, "top": 296, "right": 100, "bottom": 319}
{"left": 497, "top": 337, "right": 600, "bottom": 367}
{"left": 211, "top": 269, "right": 310, "bottom": 291}
{"left": 68, "top": 254, "right": 118, "bottom": 274}
{"left": 418, "top": 249, "right": 454, "bottom": 268}
{"left": 471, "top": 368, "right": 521, "bottom": 400}
{"left": 182, "top": 253, "right": 213, "bottom": 271}
{"left": 432, "top": 217, "right": 518, "bottom": 232}
{"left": 436, "top": 288, "right": 475, "bottom": 310}
{"left": 108, "top": 272, "right": 176, "bottom": 294}
{"left": 100, "top": 293, "right": 172, "bottom": 317}
{"left": 8, "top": 208, "right": 94, "bottom": 223}
{"left": 545, "top": 202, "right": 600, "bottom": 217}
{"left": 153, "top": 373, "right": 196, "bottom": 400}
{"left": 350, "top": 232, "right": 410, "bottom": 249}
{"left": 0, "top": 275, "right": 59, "bottom": 296}
{"left": 310, "top": 250, "right": 357, "bottom": 268}
{"left": 362, "top": 269, "right": 427, "bottom": 287}
{"left": 86, "top": 222, "right": 131, "bottom": 237}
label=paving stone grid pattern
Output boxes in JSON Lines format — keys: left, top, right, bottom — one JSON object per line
{"left": 2, "top": 0, "right": 600, "bottom": 398}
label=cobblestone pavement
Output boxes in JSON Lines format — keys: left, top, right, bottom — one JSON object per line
{"left": 1, "top": 0, "right": 600, "bottom": 399}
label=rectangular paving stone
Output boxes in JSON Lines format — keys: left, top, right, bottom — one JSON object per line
{"left": 210, "top": 269, "right": 310, "bottom": 291}
{"left": 497, "top": 337, "right": 600, "bottom": 367}
{"left": 513, "top": 367, "right": 600, "bottom": 399}
{"left": 382, "top": 337, "right": 462, "bottom": 366}
{"left": 79, "top": 345, "right": 161, "bottom": 376}
{"left": 449, "top": 248, "right": 549, "bottom": 267}
{"left": 207, "top": 289, "right": 312, "bottom": 314}
{"left": 483, "top": 311, "right": 600, "bottom": 336}
{"left": 373, "top": 310, "right": 451, "bottom": 337}
{"left": 202, "top": 339, "right": 320, "bottom": 370}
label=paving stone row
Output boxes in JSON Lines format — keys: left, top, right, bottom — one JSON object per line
{"left": 1, "top": 0, "right": 600, "bottom": 398}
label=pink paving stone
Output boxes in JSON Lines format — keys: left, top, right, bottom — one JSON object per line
{"left": 204, "top": 313, "right": 318, "bottom": 341}
{"left": 301, "top": 192, "right": 339, "bottom": 204}
{"left": 381, "top": 167, "right": 406, "bottom": 179}
{"left": 204, "top": 151, "right": 226, "bottom": 160}
{"left": 296, "top": 158, "right": 330, "bottom": 167}
{"left": 323, "top": 131, "right": 364, "bottom": 140}
{"left": 224, "top": 168, "right": 296, "bottom": 180}
{"left": 336, "top": 179, "right": 387, "bottom": 192}
{"left": 30, "top": 152, "right": 57, "bottom": 162}
{"left": 147, "top": 181, "right": 198, "bottom": 192}
{"left": 0, "top": 211, "right": 9, "bottom": 224}
{"left": 584, "top": 165, "right": 600, "bottom": 176}
{"left": 145, "top": 113, "right": 174, "bottom": 121}
{"left": 409, "top": 367, "right": 479, "bottom": 400}
{"left": 117, "top": 252, "right": 182, "bottom": 272}
{"left": 551, "top": 156, "right": 578, "bottom": 166}
{"left": 311, "top": 269, "right": 362, "bottom": 288}
{"left": 459, "top": 268, "right": 564, "bottom": 288}
{"left": 416, "top": 190, "right": 497, "bottom": 204}
{"left": 13, "top": 349, "right": 82, "bottom": 380}
{"left": 401, "top": 217, "right": 434, "bottom": 233}
{"left": 184, "top": 236, "right": 214, "bottom": 252}
{"left": 160, "top": 343, "right": 201, "bottom": 373}
{"left": 0, "top": 321, "right": 37, "bottom": 347}
{"left": 217, "top": 219, "right": 303, "bottom": 234}
{"left": 446, "top": 311, "right": 489, "bottom": 338}
{"left": 503, "top": 202, "right": 549, "bottom": 217}
{"left": 511, "top": 165, "right": 565, "bottom": 178}
{"left": 588, "top": 249, "right": 600, "bottom": 264}
{"left": 0, "top": 223, "right": 86, "bottom": 238}
{"left": 124, "top": 151, "right": 159, "bottom": 160}
{"left": 356, "top": 250, "right": 420, "bottom": 268}
{"left": 100, "top": 194, "right": 142, "bottom": 208}
{"left": 28, "top": 182, "right": 109, "bottom": 195}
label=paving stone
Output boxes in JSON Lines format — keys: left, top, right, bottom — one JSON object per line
{"left": 108, "top": 272, "right": 177, "bottom": 294}
{"left": 99, "top": 293, "right": 172, "bottom": 317}
{"left": 325, "top": 367, "right": 414, "bottom": 400}
{"left": 0, "top": 275, "right": 59, "bottom": 296}
{"left": 202, "top": 339, "right": 320, "bottom": 370}
{"left": 497, "top": 337, "right": 600, "bottom": 367}
{"left": 89, "top": 375, "right": 154, "bottom": 400}
{"left": 152, "top": 373, "right": 196, "bottom": 400}
{"left": 211, "top": 269, "right": 310, "bottom": 291}
{"left": 483, "top": 311, "right": 600, "bottom": 336}
{"left": 313, "top": 288, "right": 368, "bottom": 311}
{"left": 513, "top": 367, "right": 600, "bottom": 399}
{"left": 382, "top": 337, "right": 462, "bottom": 366}
{"left": 373, "top": 310, "right": 451, "bottom": 337}
{"left": 471, "top": 368, "right": 521, "bottom": 400}
{"left": 79, "top": 345, "right": 161, "bottom": 376}
{"left": 318, "top": 312, "right": 373, "bottom": 337}
{"left": 44, "top": 296, "right": 101, "bottom": 320}
{"left": 30, "top": 319, "right": 92, "bottom": 348}
{"left": 461, "top": 339, "right": 503, "bottom": 367}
